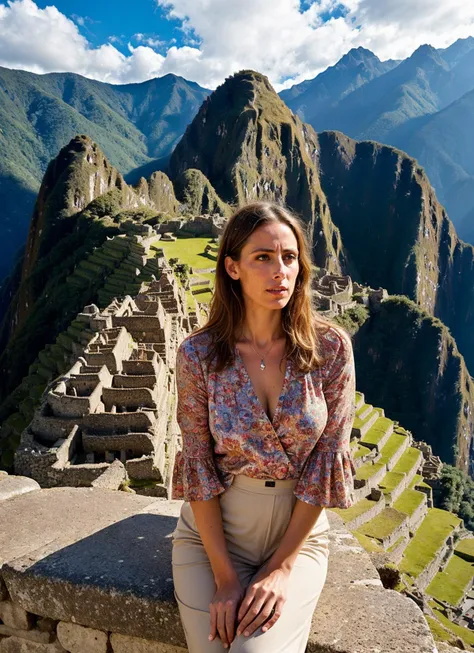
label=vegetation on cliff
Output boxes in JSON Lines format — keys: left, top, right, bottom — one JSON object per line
{"left": 168, "top": 70, "right": 345, "bottom": 272}
{"left": 0, "top": 67, "right": 209, "bottom": 279}
{"left": 317, "top": 131, "right": 474, "bottom": 377}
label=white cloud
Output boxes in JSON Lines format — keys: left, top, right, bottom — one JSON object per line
{"left": 133, "top": 32, "right": 166, "bottom": 49}
{"left": 0, "top": 0, "right": 473, "bottom": 90}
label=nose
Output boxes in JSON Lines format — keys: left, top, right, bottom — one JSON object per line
{"left": 273, "top": 254, "right": 286, "bottom": 278}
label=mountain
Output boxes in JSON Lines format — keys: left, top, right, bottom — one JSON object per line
{"left": 0, "top": 67, "right": 209, "bottom": 280}
{"left": 392, "top": 87, "right": 474, "bottom": 243}
{"left": 437, "top": 36, "right": 474, "bottom": 68}
{"left": 316, "top": 130, "right": 474, "bottom": 376}
{"left": 281, "top": 38, "right": 474, "bottom": 236}
{"left": 280, "top": 47, "right": 399, "bottom": 124}
{"left": 352, "top": 295, "right": 474, "bottom": 472}
{"left": 0, "top": 134, "right": 183, "bottom": 399}
{"left": 168, "top": 70, "right": 346, "bottom": 271}
{"left": 1, "top": 69, "right": 474, "bottom": 482}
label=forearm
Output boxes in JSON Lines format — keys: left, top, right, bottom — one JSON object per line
{"left": 190, "top": 497, "right": 237, "bottom": 585}
{"left": 264, "top": 499, "right": 324, "bottom": 573}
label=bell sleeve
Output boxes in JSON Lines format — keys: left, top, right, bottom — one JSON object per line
{"left": 171, "top": 336, "right": 227, "bottom": 502}
{"left": 294, "top": 327, "right": 357, "bottom": 509}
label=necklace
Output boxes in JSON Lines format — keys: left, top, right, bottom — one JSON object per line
{"left": 242, "top": 336, "right": 277, "bottom": 371}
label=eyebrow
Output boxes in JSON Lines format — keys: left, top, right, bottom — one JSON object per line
{"left": 249, "top": 247, "right": 299, "bottom": 255}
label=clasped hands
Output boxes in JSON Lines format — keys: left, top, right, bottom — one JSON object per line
{"left": 208, "top": 565, "right": 290, "bottom": 649}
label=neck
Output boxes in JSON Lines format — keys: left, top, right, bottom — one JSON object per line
{"left": 237, "top": 308, "right": 284, "bottom": 347}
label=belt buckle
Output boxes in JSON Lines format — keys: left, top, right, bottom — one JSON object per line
{"left": 265, "top": 480, "right": 276, "bottom": 487}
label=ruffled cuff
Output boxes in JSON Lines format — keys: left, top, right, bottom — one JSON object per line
{"left": 171, "top": 451, "right": 227, "bottom": 501}
{"left": 294, "top": 449, "right": 357, "bottom": 509}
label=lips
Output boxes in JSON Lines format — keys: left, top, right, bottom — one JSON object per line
{"left": 267, "top": 286, "right": 288, "bottom": 293}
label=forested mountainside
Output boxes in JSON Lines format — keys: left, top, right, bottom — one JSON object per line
{"left": 168, "top": 70, "right": 345, "bottom": 272}
{"left": 316, "top": 131, "right": 474, "bottom": 376}
{"left": 281, "top": 37, "right": 474, "bottom": 242}
{"left": 2, "top": 36, "right": 474, "bottom": 286}
{"left": 0, "top": 69, "right": 473, "bottom": 483}
{"left": 350, "top": 296, "right": 474, "bottom": 474}
{"left": 0, "top": 67, "right": 209, "bottom": 280}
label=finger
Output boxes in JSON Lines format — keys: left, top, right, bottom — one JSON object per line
{"left": 237, "top": 597, "right": 265, "bottom": 637}
{"left": 237, "top": 588, "right": 256, "bottom": 623}
{"left": 225, "top": 599, "right": 237, "bottom": 643}
{"left": 242, "top": 600, "right": 275, "bottom": 637}
{"left": 208, "top": 603, "right": 217, "bottom": 642}
{"left": 217, "top": 603, "right": 229, "bottom": 648}
{"left": 261, "top": 599, "right": 284, "bottom": 632}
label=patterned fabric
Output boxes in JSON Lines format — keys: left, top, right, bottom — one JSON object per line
{"left": 171, "top": 325, "right": 357, "bottom": 508}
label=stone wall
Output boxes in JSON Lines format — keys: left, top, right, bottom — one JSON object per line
{"left": 0, "top": 477, "right": 439, "bottom": 653}
{"left": 345, "top": 491, "right": 386, "bottom": 530}
{"left": 14, "top": 263, "right": 189, "bottom": 494}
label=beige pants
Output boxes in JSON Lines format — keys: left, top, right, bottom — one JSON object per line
{"left": 172, "top": 474, "right": 330, "bottom": 653}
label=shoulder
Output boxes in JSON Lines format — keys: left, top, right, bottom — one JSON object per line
{"left": 318, "top": 325, "right": 354, "bottom": 381}
{"left": 177, "top": 329, "right": 214, "bottom": 366}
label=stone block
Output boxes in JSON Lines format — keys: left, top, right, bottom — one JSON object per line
{"left": 56, "top": 621, "right": 108, "bottom": 653}
{"left": 110, "top": 632, "right": 187, "bottom": 652}
{"left": 0, "top": 636, "right": 66, "bottom": 652}
{"left": 0, "top": 601, "right": 35, "bottom": 630}
{"left": 0, "top": 625, "right": 52, "bottom": 644}
{"left": 0, "top": 477, "right": 40, "bottom": 503}
{"left": 90, "top": 460, "right": 126, "bottom": 490}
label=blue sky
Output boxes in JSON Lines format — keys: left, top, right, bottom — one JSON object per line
{"left": 0, "top": 0, "right": 474, "bottom": 90}
{"left": 33, "top": 0, "right": 190, "bottom": 56}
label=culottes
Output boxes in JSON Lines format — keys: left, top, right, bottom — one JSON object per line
{"left": 171, "top": 474, "right": 330, "bottom": 653}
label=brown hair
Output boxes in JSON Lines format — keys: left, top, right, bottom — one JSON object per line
{"left": 189, "top": 201, "right": 343, "bottom": 373}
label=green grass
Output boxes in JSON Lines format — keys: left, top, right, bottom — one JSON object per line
{"left": 351, "top": 531, "right": 385, "bottom": 553}
{"left": 360, "top": 416, "right": 393, "bottom": 446}
{"left": 456, "top": 538, "right": 474, "bottom": 562}
{"left": 352, "top": 443, "right": 372, "bottom": 460}
{"left": 392, "top": 447, "right": 422, "bottom": 474}
{"left": 393, "top": 488, "right": 426, "bottom": 517}
{"left": 356, "top": 508, "right": 406, "bottom": 541}
{"left": 355, "top": 461, "right": 386, "bottom": 481}
{"left": 330, "top": 497, "right": 379, "bottom": 522}
{"left": 428, "top": 600, "right": 474, "bottom": 648}
{"left": 378, "top": 470, "right": 406, "bottom": 494}
{"left": 400, "top": 508, "right": 462, "bottom": 578}
{"left": 378, "top": 432, "right": 407, "bottom": 466}
{"left": 426, "top": 553, "right": 474, "bottom": 606}
{"left": 156, "top": 236, "right": 218, "bottom": 270}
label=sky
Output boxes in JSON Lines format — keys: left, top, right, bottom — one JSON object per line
{"left": 0, "top": 0, "right": 474, "bottom": 91}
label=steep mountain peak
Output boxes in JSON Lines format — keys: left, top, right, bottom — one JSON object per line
{"left": 168, "top": 69, "right": 346, "bottom": 272}
{"left": 408, "top": 43, "right": 447, "bottom": 69}
{"left": 21, "top": 135, "right": 124, "bottom": 281}
{"left": 438, "top": 36, "right": 474, "bottom": 68}
{"left": 338, "top": 46, "right": 380, "bottom": 67}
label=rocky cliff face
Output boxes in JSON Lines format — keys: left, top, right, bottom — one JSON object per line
{"left": 13, "top": 136, "right": 178, "bottom": 336}
{"left": 0, "top": 136, "right": 180, "bottom": 399}
{"left": 168, "top": 70, "right": 346, "bottom": 272}
{"left": 174, "top": 169, "right": 231, "bottom": 217}
{"left": 316, "top": 131, "right": 474, "bottom": 375}
{"left": 353, "top": 296, "right": 474, "bottom": 474}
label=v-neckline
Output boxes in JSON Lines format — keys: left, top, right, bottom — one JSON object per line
{"left": 234, "top": 345, "right": 291, "bottom": 430}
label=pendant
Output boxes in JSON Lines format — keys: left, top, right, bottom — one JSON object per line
{"left": 260, "top": 359, "right": 266, "bottom": 371}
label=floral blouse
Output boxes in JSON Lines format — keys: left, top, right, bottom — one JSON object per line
{"left": 171, "top": 324, "right": 357, "bottom": 508}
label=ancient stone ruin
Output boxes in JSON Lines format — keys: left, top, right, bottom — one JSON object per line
{"left": 14, "top": 263, "right": 192, "bottom": 496}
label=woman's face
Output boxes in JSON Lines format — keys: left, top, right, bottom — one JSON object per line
{"left": 224, "top": 221, "right": 300, "bottom": 311}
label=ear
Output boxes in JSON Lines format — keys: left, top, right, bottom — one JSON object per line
{"left": 224, "top": 255, "right": 240, "bottom": 280}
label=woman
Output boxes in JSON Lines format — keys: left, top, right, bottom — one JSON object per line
{"left": 171, "top": 201, "right": 356, "bottom": 652}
